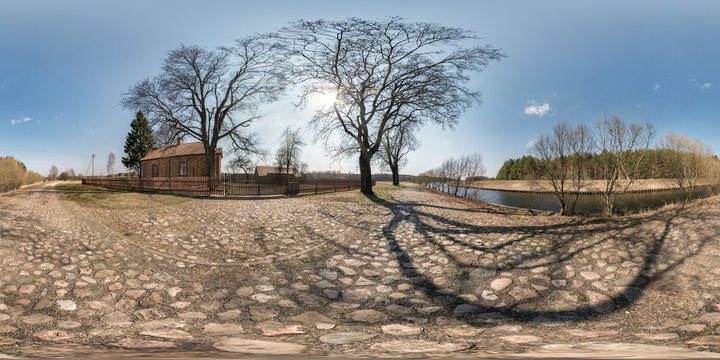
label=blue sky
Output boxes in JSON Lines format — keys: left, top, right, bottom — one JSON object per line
{"left": 1, "top": 0, "right": 719, "bottom": 177}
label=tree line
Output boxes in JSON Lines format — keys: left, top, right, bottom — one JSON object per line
{"left": 415, "top": 153, "right": 486, "bottom": 197}
{"left": 0, "top": 157, "right": 44, "bottom": 193}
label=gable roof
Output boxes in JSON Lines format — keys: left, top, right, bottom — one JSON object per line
{"left": 141, "top": 142, "right": 222, "bottom": 161}
{"left": 255, "top": 165, "right": 301, "bottom": 177}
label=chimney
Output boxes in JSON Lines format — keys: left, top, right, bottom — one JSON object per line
{"left": 177, "top": 138, "right": 183, "bottom": 145}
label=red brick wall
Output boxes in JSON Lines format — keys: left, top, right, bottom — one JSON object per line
{"left": 141, "top": 153, "right": 222, "bottom": 179}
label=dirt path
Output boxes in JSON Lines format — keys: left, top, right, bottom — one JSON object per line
{"left": 0, "top": 183, "right": 719, "bottom": 358}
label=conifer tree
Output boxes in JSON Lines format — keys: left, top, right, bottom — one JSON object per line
{"left": 121, "top": 111, "right": 155, "bottom": 177}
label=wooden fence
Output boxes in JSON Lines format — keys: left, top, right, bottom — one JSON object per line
{"left": 81, "top": 177, "right": 368, "bottom": 197}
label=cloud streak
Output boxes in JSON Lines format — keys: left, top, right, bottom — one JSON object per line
{"left": 524, "top": 102, "right": 551, "bottom": 117}
{"left": 10, "top": 117, "right": 32, "bottom": 125}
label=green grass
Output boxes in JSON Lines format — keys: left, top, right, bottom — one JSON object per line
{"left": 57, "top": 183, "right": 189, "bottom": 209}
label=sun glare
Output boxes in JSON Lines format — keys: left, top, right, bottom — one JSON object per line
{"left": 310, "top": 91, "right": 337, "bottom": 109}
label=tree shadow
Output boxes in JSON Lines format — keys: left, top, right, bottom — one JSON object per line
{"left": 357, "top": 187, "right": 713, "bottom": 325}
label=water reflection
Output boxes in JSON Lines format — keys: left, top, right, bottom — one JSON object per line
{"left": 427, "top": 183, "right": 720, "bottom": 214}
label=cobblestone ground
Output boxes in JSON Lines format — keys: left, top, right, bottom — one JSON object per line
{"left": 1, "top": 182, "right": 720, "bottom": 358}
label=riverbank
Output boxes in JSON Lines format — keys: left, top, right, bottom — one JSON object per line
{"left": 468, "top": 179, "right": 716, "bottom": 193}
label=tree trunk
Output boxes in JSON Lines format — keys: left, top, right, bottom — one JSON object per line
{"left": 359, "top": 151, "right": 373, "bottom": 194}
{"left": 390, "top": 164, "right": 400, "bottom": 186}
{"left": 205, "top": 148, "right": 216, "bottom": 194}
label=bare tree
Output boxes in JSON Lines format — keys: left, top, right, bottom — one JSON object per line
{"left": 532, "top": 122, "right": 594, "bottom": 215}
{"left": 594, "top": 114, "right": 655, "bottom": 215}
{"left": 376, "top": 124, "right": 419, "bottom": 186}
{"left": 122, "top": 37, "right": 286, "bottom": 188}
{"left": 275, "top": 17, "right": 504, "bottom": 194}
{"left": 658, "top": 132, "right": 713, "bottom": 201}
{"left": 106, "top": 152, "right": 116, "bottom": 176}
{"left": 226, "top": 153, "right": 255, "bottom": 180}
{"left": 48, "top": 165, "right": 59, "bottom": 180}
{"left": 460, "top": 153, "right": 486, "bottom": 197}
{"left": 531, "top": 122, "right": 573, "bottom": 215}
{"left": 275, "top": 126, "right": 306, "bottom": 190}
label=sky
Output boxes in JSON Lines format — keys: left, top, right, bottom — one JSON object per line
{"left": 1, "top": 0, "right": 719, "bottom": 177}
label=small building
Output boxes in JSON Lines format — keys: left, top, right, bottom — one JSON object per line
{"left": 141, "top": 140, "right": 222, "bottom": 179}
{"left": 254, "top": 165, "right": 301, "bottom": 184}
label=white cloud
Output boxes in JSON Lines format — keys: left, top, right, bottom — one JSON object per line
{"left": 653, "top": 84, "right": 660, "bottom": 91}
{"left": 524, "top": 102, "right": 551, "bottom": 117}
{"left": 10, "top": 116, "right": 32, "bottom": 125}
{"left": 701, "top": 83, "right": 712, "bottom": 89}
{"left": 526, "top": 138, "right": 537, "bottom": 148}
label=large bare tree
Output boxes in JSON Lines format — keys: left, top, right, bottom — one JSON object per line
{"left": 122, "top": 37, "right": 285, "bottom": 185}
{"left": 531, "top": 122, "right": 593, "bottom": 215}
{"left": 376, "top": 123, "right": 419, "bottom": 186}
{"left": 274, "top": 17, "right": 504, "bottom": 194}
{"left": 594, "top": 114, "right": 655, "bottom": 215}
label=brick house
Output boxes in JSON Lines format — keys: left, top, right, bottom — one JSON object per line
{"left": 140, "top": 140, "right": 222, "bottom": 179}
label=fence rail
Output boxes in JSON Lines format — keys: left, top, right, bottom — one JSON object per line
{"left": 81, "top": 177, "right": 367, "bottom": 197}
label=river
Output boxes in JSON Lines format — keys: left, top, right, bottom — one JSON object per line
{"left": 426, "top": 183, "right": 720, "bottom": 214}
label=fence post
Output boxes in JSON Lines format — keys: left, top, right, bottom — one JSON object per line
{"left": 224, "top": 178, "right": 228, "bottom": 197}
{"left": 169, "top": 176, "right": 173, "bottom": 194}
{"left": 315, "top": 180, "right": 318, "bottom": 195}
{"left": 257, "top": 181, "right": 260, "bottom": 196}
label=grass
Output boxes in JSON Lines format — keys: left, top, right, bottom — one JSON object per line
{"left": 57, "top": 183, "right": 189, "bottom": 209}
{"left": 310, "top": 181, "right": 399, "bottom": 204}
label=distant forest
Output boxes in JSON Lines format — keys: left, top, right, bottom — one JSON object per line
{"left": 303, "top": 171, "right": 415, "bottom": 182}
{"left": 495, "top": 149, "right": 720, "bottom": 180}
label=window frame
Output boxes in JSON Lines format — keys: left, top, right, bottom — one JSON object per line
{"left": 179, "top": 161, "right": 187, "bottom": 177}
{"left": 151, "top": 164, "right": 158, "bottom": 177}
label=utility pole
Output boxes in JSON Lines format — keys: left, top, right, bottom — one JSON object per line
{"left": 85, "top": 154, "right": 96, "bottom": 177}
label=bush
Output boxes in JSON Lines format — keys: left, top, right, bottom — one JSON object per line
{"left": 0, "top": 156, "right": 27, "bottom": 193}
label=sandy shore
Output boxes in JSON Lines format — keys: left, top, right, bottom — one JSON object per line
{"left": 467, "top": 179, "right": 716, "bottom": 193}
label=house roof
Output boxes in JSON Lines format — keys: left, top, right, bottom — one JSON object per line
{"left": 140, "top": 142, "right": 222, "bottom": 161}
{"left": 255, "top": 165, "right": 301, "bottom": 177}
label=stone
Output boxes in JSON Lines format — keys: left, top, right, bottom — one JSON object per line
{"left": 22, "top": 313, "right": 54, "bottom": 325}
{"left": 125, "top": 289, "right": 146, "bottom": 298}
{"left": 381, "top": 324, "right": 423, "bottom": 336}
{"left": 56, "top": 299, "right": 77, "bottom": 311}
{"left": 213, "top": 338, "right": 306, "bottom": 355}
{"left": 250, "top": 293, "right": 275, "bottom": 303}
{"left": 102, "top": 311, "right": 132, "bottom": 327}
{"left": 678, "top": 324, "right": 706, "bottom": 333}
{"left": 319, "top": 269, "right": 338, "bottom": 280}
{"left": 57, "top": 321, "right": 82, "bottom": 329}
{"left": 319, "top": 332, "right": 376, "bottom": 344}
{"left": 256, "top": 284, "right": 275, "bottom": 292}
{"left": 585, "top": 291, "right": 615, "bottom": 313}
{"left": 34, "top": 329, "right": 73, "bottom": 342}
{"left": 249, "top": 306, "right": 277, "bottom": 321}
{"left": 444, "top": 327, "right": 484, "bottom": 337}
{"left": 687, "top": 335, "right": 720, "bottom": 346}
{"left": 203, "top": 323, "right": 245, "bottom": 335}
{"left": 481, "top": 290, "right": 499, "bottom": 301}
{"left": 349, "top": 309, "right": 388, "bottom": 323}
{"left": 491, "top": 278, "right": 512, "bottom": 291}
{"left": 139, "top": 329, "right": 192, "bottom": 340}
{"left": 370, "top": 340, "right": 472, "bottom": 353}
{"left": 470, "top": 268, "right": 496, "bottom": 279}
{"left": 288, "top": 311, "right": 335, "bottom": 327}
{"left": 580, "top": 271, "right": 601, "bottom": 280}
{"left": 454, "top": 304, "right": 479, "bottom": 314}
{"left": 543, "top": 290, "right": 579, "bottom": 312}
{"left": 697, "top": 312, "right": 720, "bottom": 324}
{"left": 509, "top": 286, "right": 539, "bottom": 301}
{"left": 110, "top": 339, "right": 177, "bottom": 348}
{"left": 256, "top": 321, "right": 305, "bottom": 336}
{"left": 637, "top": 332, "right": 680, "bottom": 340}
{"left": 178, "top": 311, "right": 206, "bottom": 320}
{"left": 235, "top": 286, "right": 254, "bottom": 297}
{"left": 500, "top": 335, "right": 543, "bottom": 343}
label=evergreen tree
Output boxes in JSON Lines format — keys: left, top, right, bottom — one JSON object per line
{"left": 121, "top": 111, "right": 155, "bottom": 177}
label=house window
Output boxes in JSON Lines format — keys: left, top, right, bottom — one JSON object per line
{"left": 152, "top": 165, "right": 158, "bottom": 177}
{"left": 179, "top": 162, "right": 187, "bottom": 176}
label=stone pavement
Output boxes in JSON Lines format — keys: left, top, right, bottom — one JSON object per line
{"left": 0, "top": 182, "right": 720, "bottom": 358}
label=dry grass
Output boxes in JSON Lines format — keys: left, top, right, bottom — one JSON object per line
{"left": 57, "top": 183, "right": 189, "bottom": 209}
{"left": 309, "top": 181, "right": 399, "bottom": 204}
